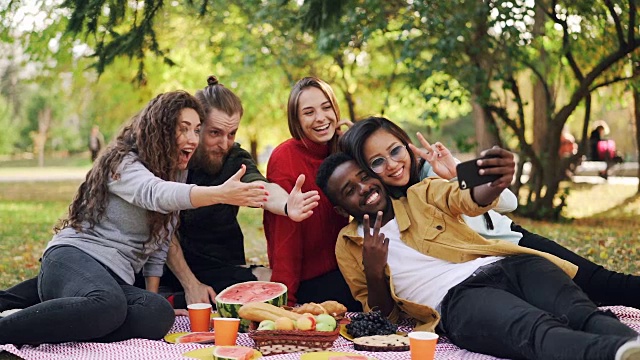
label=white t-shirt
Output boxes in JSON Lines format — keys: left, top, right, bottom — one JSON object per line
{"left": 358, "top": 218, "right": 502, "bottom": 309}
{"left": 420, "top": 161, "right": 523, "bottom": 244}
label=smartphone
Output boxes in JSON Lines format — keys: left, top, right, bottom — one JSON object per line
{"left": 456, "top": 155, "right": 501, "bottom": 190}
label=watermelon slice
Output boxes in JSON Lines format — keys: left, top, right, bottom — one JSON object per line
{"left": 216, "top": 281, "right": 287, "bottom": 332}
{"left": 213, "top": 346, "right": 254, "bottom": 360}
{"left": 175, "top": 332, "right": 215, "bottom": 344}
{"left": 328, "top": 356, "right": 369, "bottom": 360}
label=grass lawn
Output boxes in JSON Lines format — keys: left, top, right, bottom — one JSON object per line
{"left": 0, "top": 178, "right": 639, "bottom": 290}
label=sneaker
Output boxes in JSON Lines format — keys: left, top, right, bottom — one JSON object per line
{"left": 0, "top": 308, "right": 22, "bottom": 318}
{"left": 616, "top": 340, "right": 640, "bottom": 360}
{"left": 598, "top": 170, "right": 609, "bottom": 180}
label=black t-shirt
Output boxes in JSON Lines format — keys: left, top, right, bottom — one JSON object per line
{"left": 179, "top": 144, "right": 266, "bottom": 272}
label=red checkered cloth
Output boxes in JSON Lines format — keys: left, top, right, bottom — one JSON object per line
{"left": 1, "top": 306, "right": 639, "bottom": 360}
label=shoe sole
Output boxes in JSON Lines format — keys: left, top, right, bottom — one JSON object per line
{"left": 619, "top": 345, "right": 640, "bottom": 360}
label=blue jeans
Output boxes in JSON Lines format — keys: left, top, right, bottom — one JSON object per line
{"left": 438, "top": 255, "right": 637, "bottom": 360}
{"left": 0, "top": 246, "right": 175, "bottom": 344}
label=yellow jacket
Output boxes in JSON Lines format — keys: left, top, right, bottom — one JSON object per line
{"left": 335, "top": 178, "right": 578, "bottom": 331}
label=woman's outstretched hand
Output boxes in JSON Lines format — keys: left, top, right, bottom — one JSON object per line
{"left": 217, "top": 164, "right": 269, "bottom": 207}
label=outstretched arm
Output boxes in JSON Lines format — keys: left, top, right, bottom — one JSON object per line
{"left": 189, "top": 164, "right": 269, "bottom": 208}
{"left": 260, "top": 175, "right": 320, "bottom": 222}
{"left": 471, "top": 147, "right": 516, "bottom": 206}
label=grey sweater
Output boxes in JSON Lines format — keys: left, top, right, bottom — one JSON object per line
{"left": 46, "top": 154, "right": 196, "bottom": 284}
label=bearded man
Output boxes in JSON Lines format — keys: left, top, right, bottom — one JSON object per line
{"left": 158, "top": 77, "right": 319, "bottom": 309}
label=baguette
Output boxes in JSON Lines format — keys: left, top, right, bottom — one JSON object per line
{"left": 238, "top": 302, "right": 303, "bottom": 322}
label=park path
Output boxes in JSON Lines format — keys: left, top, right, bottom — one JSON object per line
{"left": 0, "top": 165, "right": 636, "bottom": 185}
{"left": 0, "top": 167, "right": 89, "bottom": 183}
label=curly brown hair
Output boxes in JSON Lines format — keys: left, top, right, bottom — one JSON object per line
{"left": 55, "top": 91, "right": 205, "bottom": 249}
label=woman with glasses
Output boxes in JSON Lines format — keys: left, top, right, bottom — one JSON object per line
{"left": 263, "top": 77, "right": 360, "bottom": 309}
{"left": 339, "top": 116, "right": 640, "bottom": 308}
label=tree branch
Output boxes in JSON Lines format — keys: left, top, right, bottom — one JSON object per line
{"left": 381, "top": 38, "right": 400, "bottom": 115}
{"left": 604, "top": 0, "right": 627, "bottom": 48}
{"left": 485, "top": 104, "right": 540, "bottom": 172}
{"left": 508, "top": 76, "right": 526, "bottom": 128}
{"left": 522, "top": 59, "right": 552, "bottom": 108}
{"left": 541, "top": 3, "right": 583, "bottom": 81}
{"left": 590, "top": 74, "right": 640, "bottom": 91}
{"left": 629, "top": 0, "right": 637, "bottom": 47}
{"left": 555, "top": 39, "right": 640, "bottom": 124}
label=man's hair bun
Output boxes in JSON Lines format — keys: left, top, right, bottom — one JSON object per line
{"left": 207, "top": 75, "right": 219, "bottom": 86}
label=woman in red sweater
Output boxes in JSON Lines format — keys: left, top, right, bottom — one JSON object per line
{"left": 264, "top": 77, "right": 360, "bottom": 310}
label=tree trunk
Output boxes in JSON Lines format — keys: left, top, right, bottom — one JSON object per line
{"left": 634, "top": 64, "right": 640, "bottom": 194}
{"left": 343, "top": 89, "right": 357, "bottom": 122}
{"left": 36, "top": 106, "right": 52, "bottom": 168}
{"left": 334, "top": 55, "right": 358, "bottom": 122}
{"left": 472, "top": 98, "right": 499, "bottom": 155}
{"left": 532, "top": 4, "right": 549, "bottom": 154}
{"left": 249, "top": 135, "right": 259, "bottom": 166}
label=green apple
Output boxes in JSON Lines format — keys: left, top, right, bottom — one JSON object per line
{"left": 257, "top": 319, "right": 276, "bottom": 330}
{"left": 315, "top": 322, "right": 335, "bottom": 332}
{"left": 315, "top": 314, "right": 337, "bottom": 330}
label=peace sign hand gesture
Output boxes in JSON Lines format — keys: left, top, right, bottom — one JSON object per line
{"left": 408, "top": 132, "right": 458, "bottom": 180}
{"left": 362, "top": 211, "right": 389, "bottom": 278}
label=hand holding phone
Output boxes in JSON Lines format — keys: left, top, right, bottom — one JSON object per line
{"left": 456, "top": 155, "right": 500, "bottom": 190}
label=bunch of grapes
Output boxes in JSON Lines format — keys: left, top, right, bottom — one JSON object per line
{"left": 346, "top": 310, "right": 398, "bottom": 338}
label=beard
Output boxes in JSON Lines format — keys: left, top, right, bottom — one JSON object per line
{"left": 189, "top": 147, "right": 228, "bottom": 176}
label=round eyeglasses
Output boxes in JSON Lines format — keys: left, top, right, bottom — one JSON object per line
{"left": 369, "top": 145, "right": 408, "bottom": 174}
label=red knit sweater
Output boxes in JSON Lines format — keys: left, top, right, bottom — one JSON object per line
{"left": 263, "top": 138, "right": 349, "bottom": 305}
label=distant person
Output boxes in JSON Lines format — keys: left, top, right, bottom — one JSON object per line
{"left": 559, "top": 127, "right": 578, "bottom": 158}
{"left": 589, "top": 120, "right": 622, "bottom": 179}
{"left": 88, "top": 125, "right": 105, "bottom": 162}
{"left": 559, "top": 127, "right": 579, "bottom": 178}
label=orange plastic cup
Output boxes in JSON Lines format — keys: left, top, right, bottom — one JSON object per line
{"left": 187, "top": 303, "right": 212, "bottom": 332}
{"left": 213, "top": 318, "right": 240, "bottom": 346}
{"left": 408, "top": 331, "right": 439, "bottom": 360}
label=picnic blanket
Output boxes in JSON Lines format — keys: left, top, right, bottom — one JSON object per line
{"left": 2, "top": 306, "right": 639, "bottom": 360}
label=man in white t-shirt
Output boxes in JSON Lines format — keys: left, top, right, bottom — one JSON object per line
{"left": 315, "top": 151, "right": 640, "bottom": 360}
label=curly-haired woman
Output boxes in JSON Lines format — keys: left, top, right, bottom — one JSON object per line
{"left": 0, "top": 91, "right": 268, "bottom": 345}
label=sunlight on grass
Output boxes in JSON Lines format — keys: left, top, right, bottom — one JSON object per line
{"left": 562, "top": 182, "right": 639, "bottom": 219}
{"left": 0, "top": 201, "right": 66, "bottom": 287}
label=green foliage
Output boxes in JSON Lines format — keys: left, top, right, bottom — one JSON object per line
{"left": 63, "top": 0, "right": 170, "bottom": 85}
{"left": 0, "top": 98, "right": 19, "bottom": 154}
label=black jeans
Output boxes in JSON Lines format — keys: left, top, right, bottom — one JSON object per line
{"left": 155, "top": 265, "right": 260, "bottom": 309}
{"left": 514, "top": 223, "right": 640, "bottom": 307}
{"left": 297, "top": 269, "right": 362, "bottom": 312}
{"left": 439, "top": 255, "right": 637, "bottom": 360}
{"left": 0, "top": 277, "right": 39, "bottom": 312}
{"left": 0, "top": 246, "right": 175, "bottom": 345}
